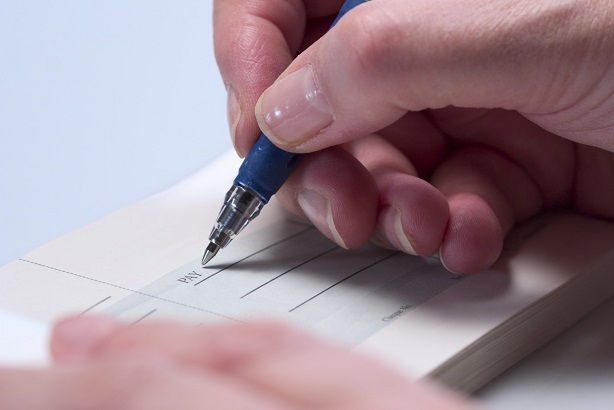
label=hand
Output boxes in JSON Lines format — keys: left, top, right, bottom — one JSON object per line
{"left": 0, "top": 316, "right": 477, "bottom": 409}
{"left": 213, "top": 0, "right": 614, "bottom": 273}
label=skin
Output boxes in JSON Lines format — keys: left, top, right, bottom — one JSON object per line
{"left": 0, "top": 316, "right": 479, "bottom": 409}
{"left": 215, "top": 0, "right": 614, "bottom": 273}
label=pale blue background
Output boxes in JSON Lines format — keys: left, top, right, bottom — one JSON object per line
{"left": 2, "top": 1, "right": 614, "bottom": 408}
{"left": 1, "top": 1, "right": 230, "bottom": 266}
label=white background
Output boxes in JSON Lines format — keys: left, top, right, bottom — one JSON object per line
{"left": 1, "top": 0, "right": 230, "bottom": 266}
{"left": 2, "top": 1, "right": 614, "bottom": 408}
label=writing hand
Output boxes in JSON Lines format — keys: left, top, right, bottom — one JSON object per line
{"left": 214, "top": 0, "right": 614, "bottom": 273}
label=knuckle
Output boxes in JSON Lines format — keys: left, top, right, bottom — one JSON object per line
{"left": 337, "top": 6, "right": 410, "bottom": 79}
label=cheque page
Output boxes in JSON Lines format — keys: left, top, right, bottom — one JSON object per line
{"left": 2, "top": 151, "right": 614, "bottom": 388}
{"left": 104, "top": 220, "right": 464, "bottom": 345}
{"left": 0, "top": 151, "right": 467, "bottom": 348}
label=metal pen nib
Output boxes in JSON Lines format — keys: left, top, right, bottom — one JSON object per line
{"left": 201, "top": 184, "right": 264, "bottom": 266}
{"left": 201, "top": 242, "right": 220, "bottom": 265}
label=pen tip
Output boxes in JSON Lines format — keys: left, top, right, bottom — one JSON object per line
{"left": 201, "top": 242, "right": 220, "bottom": 266}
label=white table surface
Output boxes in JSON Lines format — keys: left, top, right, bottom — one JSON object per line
{"left": 2, "top": 2, "right": 613, "bottom": 408}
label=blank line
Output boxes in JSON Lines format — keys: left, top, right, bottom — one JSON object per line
{"left": 289, "top": 252, "right": 398, "bottom": 312}
{"left": 241, "top": 246, "right": 338, "bottom": 299}
{"left": 132, "top": 309, "right": 157, "bottom": 325}
{"left": 194, "top": 227, "right": 313, "bottom": 286}
{"left": 79, "top": 296, "right": 112, "bottom": 315}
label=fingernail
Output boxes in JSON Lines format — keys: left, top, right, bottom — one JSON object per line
{"left": 257, "top": 65, "right": 334, "bottom": 146}
{"left": 51, "top": 316, "right": 119, "bottom": 362}
{"left": 297, "top": 189, "right": 347, "bottom": 248}
{"left": 380, "top": 206, "right": 417, "bottom": 255}
{"left": 227, "top": 85, "right": 242, "bottom": 155}
{"left": 438, "top": 248, "right": 457, "bottom": 274}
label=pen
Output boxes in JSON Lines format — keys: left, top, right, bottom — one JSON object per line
{"left": 202, "top": 0, "right": 370, "bottom": 266}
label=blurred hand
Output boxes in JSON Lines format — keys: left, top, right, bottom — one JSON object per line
{"left": 0, "top": 316, "right": 477, "bottom": 409}
{"left": 214, "top": 0, "right": 614, "bottom": 273}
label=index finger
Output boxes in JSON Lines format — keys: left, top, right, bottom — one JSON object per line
{"left": 213, "top": 0, "right": 344, "bottom": 156}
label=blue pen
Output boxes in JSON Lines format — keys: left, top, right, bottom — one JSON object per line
{"left": 202, "top": 0, "right": 369, "bottom": 265}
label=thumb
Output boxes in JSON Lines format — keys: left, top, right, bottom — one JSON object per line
{"left": 255, "top": 0, "right": 612, "bottom": 152}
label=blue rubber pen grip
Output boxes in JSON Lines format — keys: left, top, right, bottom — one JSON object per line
{"left": 234, "top": 133, "right": 301, "bottom": 203}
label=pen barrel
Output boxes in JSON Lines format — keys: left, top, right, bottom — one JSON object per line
{"left": 234, "top": 134, "right": 301, "bottom": 203}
